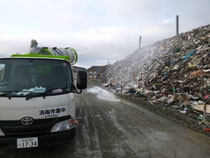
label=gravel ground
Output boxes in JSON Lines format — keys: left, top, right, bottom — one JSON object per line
{"left": 116, "top": 94, "right": 210, "bottom": 137}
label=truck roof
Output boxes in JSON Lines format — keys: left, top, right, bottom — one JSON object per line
{"left": 10, "top": 54, "right": 70, "bottom": 61}
{"left": 0, "top": 57, "right": 70, "bottom": 63}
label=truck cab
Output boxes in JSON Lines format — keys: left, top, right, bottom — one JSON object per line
{"left": 0, "top": 55, "right": 87, "bottom": 149}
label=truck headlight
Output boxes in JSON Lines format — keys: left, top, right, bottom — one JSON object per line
{"left": 51, "top": 118, "right": 78, "bottom": 133}
{"left": 0, "top": 128, "right": 5, "bottom": 136}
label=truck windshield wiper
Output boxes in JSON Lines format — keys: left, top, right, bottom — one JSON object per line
{"left": 0, "top": 93, "right": 12, "bottom": 99}
{"left": 0, "top": 93, "right": 7, "bottom": 97}
{"left": 25, "top": 87, "right": 71, "bottom": 100}
{"left": 25, "top": 92, "right": 48, "bottom": 100}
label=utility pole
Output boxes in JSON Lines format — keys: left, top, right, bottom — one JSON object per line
{"left": 176, "top": 15, "right": 179, "bottom": 36}
{"left": 139, "top": 36, "right": 142, "bottom": 48}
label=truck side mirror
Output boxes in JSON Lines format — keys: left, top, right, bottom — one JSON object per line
{"left": 77, "top": 70, "right": 87, "bottom": 89}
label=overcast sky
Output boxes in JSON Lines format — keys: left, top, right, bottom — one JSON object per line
{"left": 0, "top": 0, "right": 209, "bottom": 68}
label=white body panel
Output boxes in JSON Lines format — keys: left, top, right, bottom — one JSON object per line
{"left": 0, "top": 93, "right": 75, "bottom": 120}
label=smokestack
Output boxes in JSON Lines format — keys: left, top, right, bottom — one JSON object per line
{"left": 176, "top": 15, "right": 179, "bottom": 36}
{"left": 139, "top": 36, "right": 142, "bottom": 48}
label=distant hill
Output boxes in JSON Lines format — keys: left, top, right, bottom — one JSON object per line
{"left": 88, "top": 65, "right": 112, "bottom": 81}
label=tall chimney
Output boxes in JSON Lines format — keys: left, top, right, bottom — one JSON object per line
{"left": 139, "top": 36, "right": 142, "bottom": 48}
{"left": 176, "top": 15, "right": 179, "bottom": 36}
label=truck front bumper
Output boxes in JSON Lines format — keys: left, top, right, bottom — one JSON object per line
{"left": 0, "top": 128, "right": 76, "bottom": 149}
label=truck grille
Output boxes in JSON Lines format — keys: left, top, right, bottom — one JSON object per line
{"left": 0, "top": 116, "right": 70, "bottom": 137}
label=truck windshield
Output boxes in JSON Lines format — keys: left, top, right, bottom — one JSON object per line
{"left": 0, "top": 59, "right": 72, "bottom": 97}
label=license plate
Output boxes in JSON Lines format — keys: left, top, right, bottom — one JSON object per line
{"left": 17, "top": 137, "right": 38, "bottom": 149}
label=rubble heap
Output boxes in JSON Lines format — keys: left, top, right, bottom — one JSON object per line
{"left": 103, "top": 24, "right": 210, "bottom": 118}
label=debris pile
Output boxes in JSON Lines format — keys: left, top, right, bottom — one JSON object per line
{"left": 102, "top": 25, "right": 210, "bottom": 124}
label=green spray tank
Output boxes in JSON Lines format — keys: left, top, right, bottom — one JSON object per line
{"left": 12, "top": 40, "right": 78, "bottom": 65}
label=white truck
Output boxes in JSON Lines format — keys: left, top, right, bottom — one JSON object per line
{"left": 0, "top": 41, "right": 87, "bottom": 149}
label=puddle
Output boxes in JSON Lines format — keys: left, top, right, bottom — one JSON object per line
{"left": 87, "top": 86, "right": 120, "bottom": 102}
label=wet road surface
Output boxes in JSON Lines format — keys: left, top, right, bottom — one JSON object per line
{"left": 1, "top": 85, "right": 210, "bottom": 158}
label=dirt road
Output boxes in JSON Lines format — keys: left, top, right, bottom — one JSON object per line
{"left": 1, "top": 85, "right": 210, "bottom": 158}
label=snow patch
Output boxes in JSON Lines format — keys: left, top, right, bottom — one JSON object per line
{"left": 87, "top": 86, "right": 120, "bottom": 102}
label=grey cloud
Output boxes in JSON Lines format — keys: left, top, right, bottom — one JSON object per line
{"left": 0, "top": 0, "right": 209, "bottom": 68}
